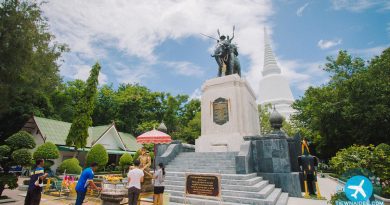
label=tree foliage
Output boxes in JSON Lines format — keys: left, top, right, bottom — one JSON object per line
{"left": 0, "top": 0, "right": 67, "bottom": 140}
{"left": 329, "top": 144, "right": 390, "bottom": 198}
{"left": 4, "top": 131, "right": 35, "bottom": 150}
{"left": 86, "top": 144, "right": 108, "bottom": 167}
{"left": 258, "top": 104, "right": 297, "bottom": 137}
{"left": 57, "top": 158, "right": 82, "bottom": 174}
{"left": 119, "top": 153, "right": 133, "bottom": 170}
{"left": 33, "top": 142, "right": 60, "bottom": 160}
{"left": 0, "top": 131, "right": 35, "bottom": 196}
{"left": 293, "top": 49, "right": 390, "bottom": 159}
{"left": 66, "top": 63, "right": 101, "bottom": 149}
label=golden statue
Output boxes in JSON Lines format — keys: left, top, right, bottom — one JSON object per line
{"left": 139, "top": 147, "right": 152, "bottom": 171}
{"left": 137, "top": 147, "right": 153, "bottom": 192}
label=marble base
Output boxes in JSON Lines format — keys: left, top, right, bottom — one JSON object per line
{"left": 258, "top": 172, "right": 302, "bottom": 197}
{"left": 195, "top": 74, "right": 260, "bottom": 152}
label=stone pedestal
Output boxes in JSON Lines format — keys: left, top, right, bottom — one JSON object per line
{"left": 253, "top": 134, "right": 302, "bottom": 197}
{"left": 195, "top": 74, "right": 260, "bottom": 152}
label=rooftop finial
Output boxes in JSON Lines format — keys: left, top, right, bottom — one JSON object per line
{"left": 269, "top": 106, "right": 284, "bottom": 130}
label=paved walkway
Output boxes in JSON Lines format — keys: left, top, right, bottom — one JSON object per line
{"left": 288, "top": 176, "right": 341, "bottom": 205}
{"left": 3, "top": 176, "right": 341, "bottom": 205}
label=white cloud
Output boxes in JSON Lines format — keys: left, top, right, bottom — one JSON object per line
{"left": 348, "top": 44, "right": 389, "bottom": 58}
{"left": 60, "top": 54, "right": 108, "bottom": 85}
{"left": 331, "top": 0, "right": 385, "bottom": 12}
{"left": 190, "top": 88, "right": 202, "bottom": 100}
{"left": 110, "top": 62, "right": 154, "bottom": 84}
{"left": 318, "top": 38, "right": 342, "bottom": 49}
{"left": 296, "top": 2, "right": 310, "bottom": 16}
{"left": 42, "top": 0, "right": 274, "bottom": 87}
{"left": 164, "top": 61, "right": 204, "bottom": 77}
{"left": 278, "top": 59, "right": 328, "bottom": 93}
{"left": 73, "top": 65, "right": 108, "bottom": 85}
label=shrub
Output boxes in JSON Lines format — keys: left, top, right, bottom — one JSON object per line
{"left": 119, "top": 153, "right": 133, "bottom": 170}
{"left": 86, "top": 144, "right": 108, "bottom": 168}
{"left": 0, "top": 145, "right": 10, "bottom": 159}
{"left": 329, "top": 145, "right": 373, "bottom": 176}
{"left": 0, "top": 131, "right": 36, "bottom": 196}
{"left": 5, "top": 131, "right": 35, "bottom": 150}
{"left": 57, "top": 158, "right": 82, "bottom": 174}
{"left": 33, "top": 142, "right": 60, "bottom": 160}
{"left": 330, "top": 144, "right": 390, "bottom": 198}
{"left": 328, "top": 191, "right": 348, "bottom": 205}
{"left": 11, "top": 149, "right": 32, "bottom": 166}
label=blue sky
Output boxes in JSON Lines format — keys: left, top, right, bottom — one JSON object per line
{"left": 42, "top": 0, "right": 390, "bottom": 100}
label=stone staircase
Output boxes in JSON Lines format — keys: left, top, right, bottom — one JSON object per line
{"left": 164, "top": 152, "right": 289, "bottom": 205}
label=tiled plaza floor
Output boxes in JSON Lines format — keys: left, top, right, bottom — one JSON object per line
{"left": 2, "top": 176, "right": 339, "bottom": 205}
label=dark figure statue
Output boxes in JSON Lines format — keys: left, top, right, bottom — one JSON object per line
{"left": 297, "top": 138, "right": 323, "bottom": 199}
{"left": 203, "top": 26, "right": 241, "bottom": 77}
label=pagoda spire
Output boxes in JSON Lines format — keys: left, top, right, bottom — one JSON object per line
{"left": 263, "top": 28, "right": 281, "bottom": 76}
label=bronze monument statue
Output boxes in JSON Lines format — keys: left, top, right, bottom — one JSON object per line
{"left": 203, "top": 26, "right": 241, "bottom": 77}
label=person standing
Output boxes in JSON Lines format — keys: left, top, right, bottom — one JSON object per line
{"left": 24, "top": 159, "right": 48, "bottom": 205}
{"left": 127, "top": 159, "right": 144, "bottom": 205}
{"left": 75, "top": 162, "right": 101, "bottom": 205}
{"left": 153, "top": 163, "right": 166, "bottom": 205}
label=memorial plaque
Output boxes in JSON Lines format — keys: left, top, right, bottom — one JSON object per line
{"left": 185, "top": 173, "right": 221, "bottom": 198}
{"left": 213, "top": 98, "right": 229, "bottom": 125}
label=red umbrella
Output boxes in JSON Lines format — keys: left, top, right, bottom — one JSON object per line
{"left": 136, "top": 129, "right": 172, "bottom": 144}
{"left": 136, "top": 129, "right": 172, "bottom": 170}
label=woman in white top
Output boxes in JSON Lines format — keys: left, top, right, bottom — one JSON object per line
{"left": 153, "top": 163, "right": 165, "bottom": 205}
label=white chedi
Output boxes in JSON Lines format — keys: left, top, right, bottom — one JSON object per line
{"left": 258, "top": 28, "right": 295, "bottom": 120}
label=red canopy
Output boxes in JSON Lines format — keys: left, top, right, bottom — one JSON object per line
{"left": 136, "top": 129, "right": 172, "bottom": 144}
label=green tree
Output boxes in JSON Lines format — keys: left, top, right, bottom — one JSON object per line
{"left": 0, "top": 0, "right": 67, "bottom": 140}
{"left": 86, "top": 144, "right": 108, "bottom": 168}
{"left": 177, "top": 111, "right": 201, "bottom": 144}
{"left": 114, "top": 84, "right": 165, "bottom": 135}
{"left": 119, "top": 153, "right": 133, "bottom": 171}
{"left": 51, "top": 80, "right": 86, "bottom": 122}
{"left": 258, "top": 104, "right": 297, "bottom": 136}
{"left": 164, "top": 95, "right": 189, "bottom": 138}
{"left": 293, "top": 49, "right": 390, "bottom": 159}
{"left": 33, "top": 142, "right": 60, "bottom": 160}
{"left": 66, "top": 63, "right": 101, "bottom": 149}
{"left": 92, "top": 85, "right": 117, "bottom": 125}
{"left": 259, "top": 104, "right": 272, "bottom": 135}
{"left": 0, "top": 131, "right": 35, "bottom": 196}
{"left": 57, "top": 158, "right": 82, "bottom": 175}
{"left": 33, "top": 142, "right": 60, "bottom": 170}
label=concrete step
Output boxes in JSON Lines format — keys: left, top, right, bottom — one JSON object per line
{"left": 167, "top": 165, "right": 236, "bottom": 170}
{"left": 165, "top": 169, "right": 236, "bottom": 174}
{"left": 264, "top": 188, "right": 282, "bottom": 205}
{"left": 168, "top": 161, "right": 236, "bottom": 166}
{"left": 169, "top": 195, "right": 249, "bottom": 205}
{"left": 275, "top": 193, "right": 289, "bottom": 205}
{"left": 173, "top": 157, "right": 235, "bottom": 161}
{"left": 165, "top": 176, "right": 263, "bottom": 187}
{"left": 165, "top": 172, "right": 257, "bottom": 180}
{"left": 165, "top": 180, "right": 268, "bottom": 193}
{"left": 258, "top": 184, "right": 276, "bottom": 198}
{"left": 178, "top": 152, "right": 238, "bottom": 156}
{"left": 167, "top": 189, "right": 279, "bottom": 205}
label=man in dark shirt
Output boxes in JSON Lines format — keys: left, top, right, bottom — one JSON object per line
{"left": 24, "top": 159, "right": 48, "bottom": 205}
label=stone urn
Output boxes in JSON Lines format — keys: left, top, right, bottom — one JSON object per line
{"left": 100, "top": 191, "right": 126, "bottom": 205}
